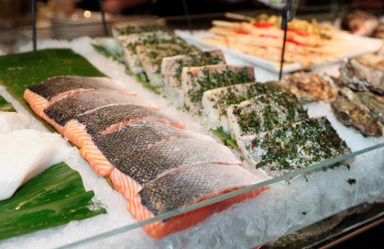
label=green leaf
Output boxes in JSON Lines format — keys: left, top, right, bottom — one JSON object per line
{"left": 211, "top": 127, "right": 239, "bottom": 150}
{"left": 0, "top": 162, "right": 106, "bottom": 240}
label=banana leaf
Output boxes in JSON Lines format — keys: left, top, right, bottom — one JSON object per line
{"left": 0, "top": 162, "right": 106, "bottom": 240}
{"left": 0, "top": 49, "right": 104, "bottom": 109}
{"left": 0, "top": 50, "right": 107, "bottom": 240}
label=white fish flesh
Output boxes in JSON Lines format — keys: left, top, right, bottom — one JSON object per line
{"left": 0, "top": 129, "right": 70, "bottom": 200}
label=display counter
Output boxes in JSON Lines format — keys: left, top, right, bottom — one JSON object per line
{"left": 0, "top": 14, "right": 383, "bottom": 248}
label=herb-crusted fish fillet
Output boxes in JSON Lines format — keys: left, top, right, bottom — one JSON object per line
{"left": 43, "top": 91, "right": 157, "bottom": 134}
{"left": 135, "top": 163, "right": 268, "bottom": 239}
{"left": 64, "top": 104, "right": 185, "bottom": 148}
{"left": 340, "top": 59, "right": 384, "bottom": 96}
{"left": 202, "top": 81, "right": 284, "bottom": 131}
{"left": 331, "top": 94, "right": 382, "bottom": 137}
{"left": 136, "top": 41, "right": 198, "bottom": 87}
{"left": 118, "top": 31, "right": 175, "bottom": 74}
{"left": 238, "top": 117, "right": 351, "bottom": 178}
{"left": 227, "top": 92, "right": 308, "bottom": 139}
{"left": 24, "top": 76, "right": 130, "bottom": 116}
{"left": 112, "top": 24, "right": 168, "bottom": 40}
{"left": 161, "top": 50, "right": 226, "bottom": 91}
{"left": 82, "top": 121, "right": 212, "bottom": 176}
{"left": 181, "top": 65, "right": 255, "bottom": 114}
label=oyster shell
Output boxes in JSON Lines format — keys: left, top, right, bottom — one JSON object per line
{"left": 282, "top": 71, "right": 337, "bottom": 103}
{"left": 340, "top": 87, "right": 384, "bottom": 124}
{"left": 340, "top": 59, "right": 384, "bottom": 95}
{"left": 331, "top": 94, "right": 382, "bottom": 137}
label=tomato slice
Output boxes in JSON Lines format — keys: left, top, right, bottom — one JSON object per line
{"left": 253, "top": 22, "right": 274, "bottom": 28}
{"left": 235, "top": 30, "right": 249, "bottom": 35}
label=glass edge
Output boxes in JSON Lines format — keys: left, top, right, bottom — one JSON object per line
{"left": 58, "top": 142, "right": 384, "bottom": 249}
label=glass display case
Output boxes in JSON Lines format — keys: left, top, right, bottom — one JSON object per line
{"left": 0, "top": 1, "right": 383, "bottom": 248}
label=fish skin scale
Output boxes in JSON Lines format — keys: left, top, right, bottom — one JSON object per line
{"left": 44, "top": 92, "right": 148, "bottom": 126}
{"left": 94, "top": 121, "right": 196, "bottom": 166}
{"left": 111, "top": 138, "right": 241, "bottom": 185}
{"left": 75, "top": 104, "right": 181, "bottom": 137}
{"left": 28, "top": 76, "right": 123, "bottom": 100}
{"left": 139, "top": 163, "right": 258, "bottom": 216}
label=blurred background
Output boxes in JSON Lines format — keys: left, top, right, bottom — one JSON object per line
{"left": 0, "top": 0, "right": 383, "bottom": 53}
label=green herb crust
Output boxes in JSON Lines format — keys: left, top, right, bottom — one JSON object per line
{"left": 188, "top": 66, "right": 254, "bottom": 104}
{"left": 174, "top": 51, "right": 225, "bottom": 82}
{"left": 242, "top": 117, "right": 350, "bottom": 176}
{"left": 231, "top": 92, "right": 308, "bottom": 136}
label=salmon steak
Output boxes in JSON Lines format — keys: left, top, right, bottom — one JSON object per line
{"left": 24, "top": 75, "right": 131, "bottom": 116}
{"left": 134, "top": 163, "right": 268, "bottom": 239}
{"left": 41, "top": 91, "right": 157, "bottom": 134}
{"left": 85, "top": 121, "right": 213, "bottom": 176}
{"left": 64, "top": 104, "right": 185, "bottom": 148}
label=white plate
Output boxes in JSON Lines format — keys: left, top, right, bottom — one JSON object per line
{"left": 176, "top": 30, "right": 384, "bottom": 73}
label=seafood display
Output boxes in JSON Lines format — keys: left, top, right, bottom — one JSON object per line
{"left": 0, "top": 129, "right": 70, "bottom": 200}
{"left": 282, "top": 71, "right": 337, "bottom": 102}
{"left": 112, "top": 24, "right": 351, "bottom": 177}
{"left": 23, "top": 75, "right": 268, "bottom": 239}
{"left": 238, "top": 117, "right": 351, "bottom": 177}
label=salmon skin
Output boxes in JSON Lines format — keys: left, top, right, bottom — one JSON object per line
{"left": 80, "top": 121, "right": 208, "bottom": 177}
{"left": 107, "top": 137, "right": 241, "bottom": 186}
{"left": 94, "top": 121, "right": 206, "bottom": 157}
{"left": 27, "top": 76, "right": 126, "bottom": 101}
{"left": 76, "top": 104, "right": 185, "bottom": 137}
{"left": 65, "top": 104, "right": 185, "bottom": 149}
{"left": 24, "top": 76, "right": 132, "bottom": 115}
{"left": 134, "top": 163, "right": 268, "bottom": 239}
{"left": 43, "top": 91, "right": 157, "bottom": 130}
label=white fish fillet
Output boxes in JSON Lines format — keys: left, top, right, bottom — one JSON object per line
{"left": 0, "top": 112, "right": 31, "bottom": 134}
{"left": 0, "top": 129, "right": 71, "bottom": 200}
{"left": 118, "top": 31, "right": 174, "bottom": 74}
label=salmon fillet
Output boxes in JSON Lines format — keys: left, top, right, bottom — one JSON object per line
{"left": 111, "top": 163, "right": 268, "bottom": 239}
{"left": 24, "top": 76, "right": 132, "bottom": 115}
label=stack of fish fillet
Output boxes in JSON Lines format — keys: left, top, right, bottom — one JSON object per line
{"left": 24, "top": 75, "right": 268, "bottom": 239}
{"left": 115, "top": 25, "right": 255, "bottom": 110}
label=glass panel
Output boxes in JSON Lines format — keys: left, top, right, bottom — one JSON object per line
{"left": 58, "top": 144, "right": 384, "bottom": 249}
